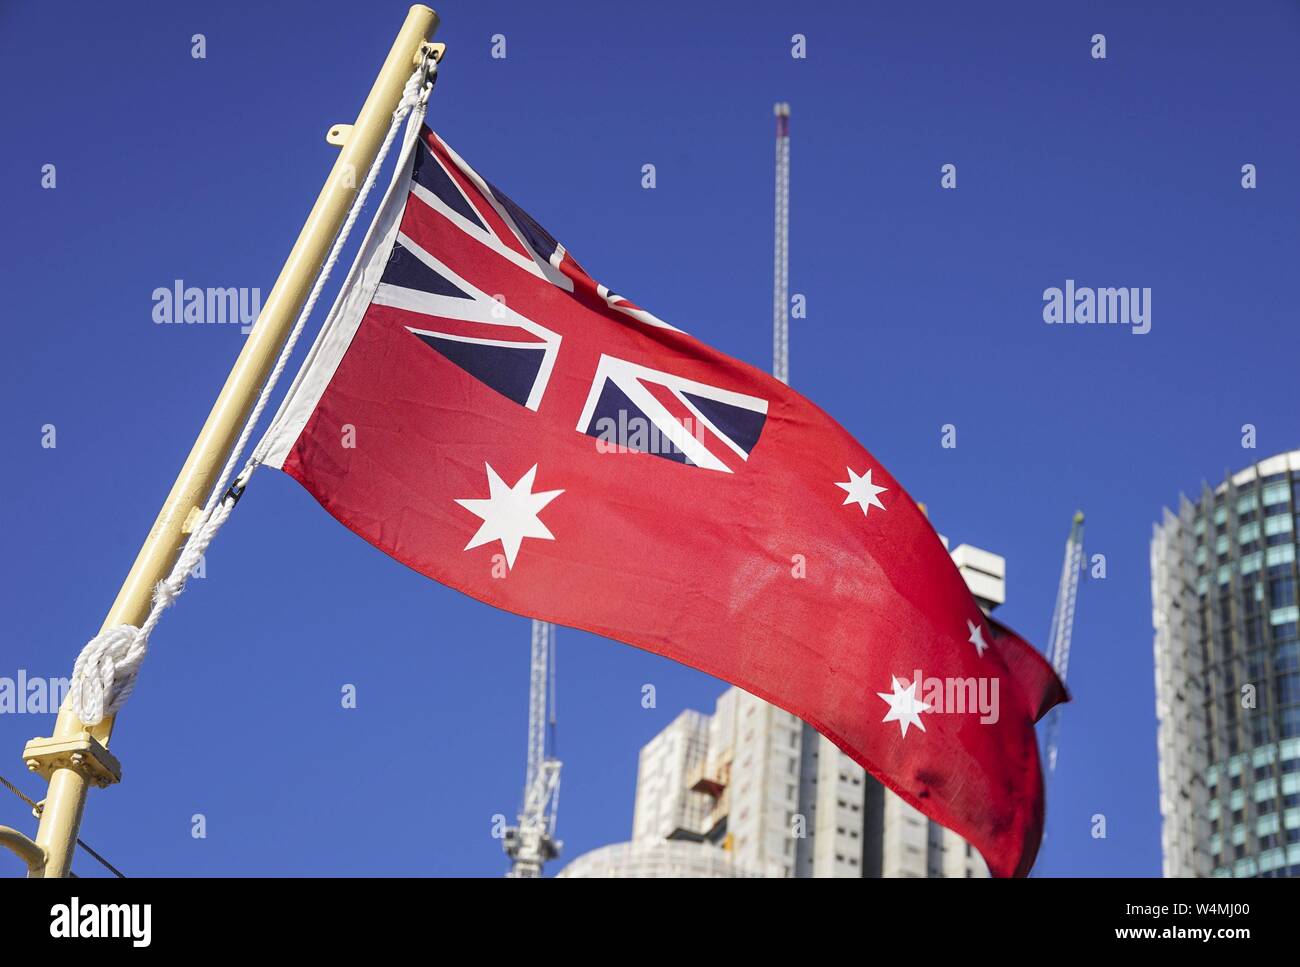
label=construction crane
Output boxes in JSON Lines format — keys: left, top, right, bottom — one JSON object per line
{"left": 772, "top": 102, "right": 790, "bottom": 385}
{"left": 1042, "top": 511, "right": 1084, "bottom": 777}
{"left": 502, "top": 619, "right": 562, "bottom": 877}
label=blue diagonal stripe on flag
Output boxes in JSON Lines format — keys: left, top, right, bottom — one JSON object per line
{"left": 412, "top": 141, "right": 486, "bottom": 231}
{"left": 381, "top": 242, "right": 473, "bottom": 299}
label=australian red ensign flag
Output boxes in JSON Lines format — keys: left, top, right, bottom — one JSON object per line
{"left": 259, "top": 122, "right": 1068, "bottom": 876}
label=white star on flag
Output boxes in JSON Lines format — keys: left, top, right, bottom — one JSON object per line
{"left": 967, "top": 618, "right": 988, "bottom": 657}
{"left": 455, "top": 463, "right": 564, "bottom": 570}
{"left": 878, "top": 676, "right": 930, "bottom": 738}
{"left": 836, "top": 466, "right": 887, "bottom": 517}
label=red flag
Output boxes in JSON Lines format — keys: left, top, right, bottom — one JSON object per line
{"left": 260, "top": 125, "right": 1067, "bottom": 877}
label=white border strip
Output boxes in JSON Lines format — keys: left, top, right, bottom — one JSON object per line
{"left": 256, "top": 110, "right": 427, "bottom": 469}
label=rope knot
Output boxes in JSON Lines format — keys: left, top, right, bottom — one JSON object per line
{"left": 70, "top": 625, "right": 148, "bottom": 726}
{"left": 153, "top": 576, "right": 182, "bottom": 609}
{"left": 397, "top": 50, "right": 437, "bottom": 116}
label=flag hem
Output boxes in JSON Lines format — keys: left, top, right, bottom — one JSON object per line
{"left": 257, "top": 108, "right": 426, "bottom": 470}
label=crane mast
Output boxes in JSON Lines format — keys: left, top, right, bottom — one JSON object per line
{"left": 773, "top": 103, "right": 790, "bottom": 385}
{"left": 1043, "top": 511, "right": 1084, "bottom": 776}
{"left": 503, "top": 619, "right": 561, "bottom": 877}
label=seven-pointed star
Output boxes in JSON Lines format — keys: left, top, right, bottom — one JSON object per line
{"left": 455, "top": 463, "right": 564, "bottom": 570}
{"left": 878, "top": 676, "right": 931, "bottom": 738}
{"left": 967, "top": 618, "right": 989, "bottom": 657}
{"left": 836, "top": 466, "right": 888, "bottom": 517}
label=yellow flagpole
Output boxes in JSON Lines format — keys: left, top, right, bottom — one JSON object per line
{"left": 16, "top": 5, "right": 441, "bottom": 878}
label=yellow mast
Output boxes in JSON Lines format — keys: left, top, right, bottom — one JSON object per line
{"left": 10, "top": 5, "right": 442, "bottom": 878}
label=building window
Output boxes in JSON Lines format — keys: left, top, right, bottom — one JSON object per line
{"left": 1272, "top": 606, "right": 1300, "bottom": 627}
{"left": 1263, "top": 481, "right": 1290, "bottom": 506}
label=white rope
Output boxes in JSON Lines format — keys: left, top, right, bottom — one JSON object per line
{"left": 70, "top": 57, "right": 437, "bottom": 727}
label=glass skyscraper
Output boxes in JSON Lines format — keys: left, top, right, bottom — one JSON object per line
{"left": 1152, "top": 449, "right": 1300, "bottom": 877}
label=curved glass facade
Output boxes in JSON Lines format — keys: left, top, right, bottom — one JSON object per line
{"left": 1152, "top": 450, "right": 1300, "bottom": 877}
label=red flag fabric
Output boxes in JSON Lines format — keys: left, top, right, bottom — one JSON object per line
{"left": 259, "top": 124, "right": 1068, "bottom": 877}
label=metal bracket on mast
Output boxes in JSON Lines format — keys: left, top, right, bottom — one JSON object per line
{"left": 327, "top": 42, "right": 443, "bottom": 147}
{"left": 21, "top": 733, "right": 121, "bottom": 790}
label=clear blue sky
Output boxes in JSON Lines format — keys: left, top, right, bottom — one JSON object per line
{"left": 1, "top": 0, "right": 1297, "bottom": 877}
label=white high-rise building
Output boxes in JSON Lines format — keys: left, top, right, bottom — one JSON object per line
{"left": 560, "top": 542, "right": 1007, "bottom": 878}
{"left": 630, "top": 710, "right": 711, "bottom": 845}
